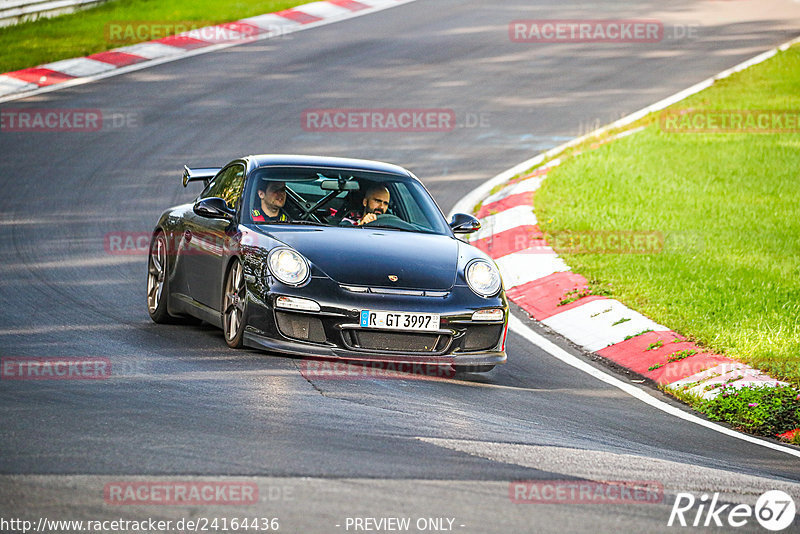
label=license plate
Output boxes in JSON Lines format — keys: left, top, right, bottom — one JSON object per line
{"left": 360, "top": 310, "right": 440, "bottom": 332}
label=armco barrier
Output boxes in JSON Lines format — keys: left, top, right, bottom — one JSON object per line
{"left": 0, "top": 0, "right": 108, "bottom": 28}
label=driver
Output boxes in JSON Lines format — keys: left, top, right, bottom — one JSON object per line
{"left": 340, "top": 185, "right": 390, "bottom": 226}
{"left": 252, "top": 180, "right": 289, "bottom": 222}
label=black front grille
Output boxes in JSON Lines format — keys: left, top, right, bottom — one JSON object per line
{"left": 462, "top": 324, "right": 504, "bottom": 351}
{"left": 275, "top": 311, "right": 326, "bottom": 343}
{"left": 342, "top": 329, "right": 450, "bottom": 354}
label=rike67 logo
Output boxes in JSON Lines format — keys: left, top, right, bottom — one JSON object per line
{"left": 668, "top": 490, "right": 796, "bottom": 531}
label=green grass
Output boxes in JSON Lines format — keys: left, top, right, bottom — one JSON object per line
{"left": 558, "top": 279, "right": 612, "bottom": 305}
{"left": 669, "top": 383, "right": 800, "bottom": 439}
{"left": 0, "top": 0, "right": 312, "bottom": 73}
{"left": 535, "top": 44, "right": 800, "bottom": 386}
{"left": 700, "top": 385, "right": 800, "bottom": 437}
{"left": 667, "top": 349, "right": 697, "bottom": 363}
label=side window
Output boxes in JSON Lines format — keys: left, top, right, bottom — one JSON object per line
{"left": 201, "top": 164, "right": 246, "bottom": 209}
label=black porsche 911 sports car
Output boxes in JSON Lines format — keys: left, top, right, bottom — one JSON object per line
{"left": 147, "top": 155, "right": 508, "bottom": 372}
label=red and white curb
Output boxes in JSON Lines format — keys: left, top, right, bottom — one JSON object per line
{"left": 465, "top": 154, "right": 788, "bottom": 401}
{"left": 450, "top": 36, "right": 800, "bottom": 441}
{"left": 0, "top": 0, "right": 415, "bottom": 103}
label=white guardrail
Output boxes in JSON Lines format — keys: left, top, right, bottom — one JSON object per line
{"left": 0, "top": 0, "right": 108, "bottom": 27}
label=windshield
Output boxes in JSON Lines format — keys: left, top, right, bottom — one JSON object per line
{"left": 243, "top": 166, "right": 450, "bottom": 235}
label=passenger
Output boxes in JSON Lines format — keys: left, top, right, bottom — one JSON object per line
{"left": 340, "top": 185, "right": 390, "bottom": 226}
{"left": 252, "top": 180, "right": 289, "bottom": 222}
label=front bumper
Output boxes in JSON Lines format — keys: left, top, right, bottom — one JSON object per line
{"left": 243, "top": 330, "right": 507, "bottom": 366}
{"left": 242, "top": 276, "right": 508, "bottom": 367}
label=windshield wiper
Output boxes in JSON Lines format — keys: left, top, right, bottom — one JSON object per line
{"left": 254, "top": 219, "right": 325, "bottom": 227}
{"left": 279, "top": 219, "right": 328, "bottom": 226}
{"left": 360, "top": 224, "right": 418, "bottom": 233}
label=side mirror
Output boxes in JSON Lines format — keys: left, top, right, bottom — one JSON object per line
{"left": 193, "top": 197, "right": 235, "bottom": 221}
{"left": 449, "top": 213, "right": 481, "bottom": 234}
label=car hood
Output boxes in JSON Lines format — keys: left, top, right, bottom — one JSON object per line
{"left": 263, "top": 226, "right": 459, "bottom": 290}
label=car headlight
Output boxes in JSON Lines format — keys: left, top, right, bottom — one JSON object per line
{"left": 465, "top": 259, "right": 501, "bottom": 297}
{"left": 267, "top": 247, "right": 310, "bottom": 286}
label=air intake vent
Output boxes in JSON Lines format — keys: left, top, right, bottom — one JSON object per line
{"left": 275, "top": 311, "right": 326, "bottom": 343}
{"left": 462, "top": 325, "right": 503, "bottom": 351}
{"left": 342, "top": 329, "right": 451, "bottom": 354}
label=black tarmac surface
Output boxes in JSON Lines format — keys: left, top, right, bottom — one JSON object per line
{"left": 1, "top": 1, "right": 799, "bottom": 532}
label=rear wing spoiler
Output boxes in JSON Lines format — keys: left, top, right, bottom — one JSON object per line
{"left": 182, "top": 165, "right": 221, "bottom": 187}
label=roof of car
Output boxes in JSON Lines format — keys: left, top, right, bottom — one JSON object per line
{"left": 247, "top": 155, "right": 413, "bottom": 177}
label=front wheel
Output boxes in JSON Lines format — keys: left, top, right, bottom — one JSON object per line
{"left": 223, "top": 259, "right": 247, "bottom": 348}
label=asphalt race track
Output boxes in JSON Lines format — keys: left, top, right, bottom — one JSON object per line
{"left": 2, "top": 1, "right": 800, "bottom": 532}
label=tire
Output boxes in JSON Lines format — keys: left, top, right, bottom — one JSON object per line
{"left": 223, "top": 258, "right": 247, "bottom": 348}
{"left": 146, "top": 232, "right": 172, "bottom": 323}
{"left": 453, "top": 364, "right": 495, "bottom": 374}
